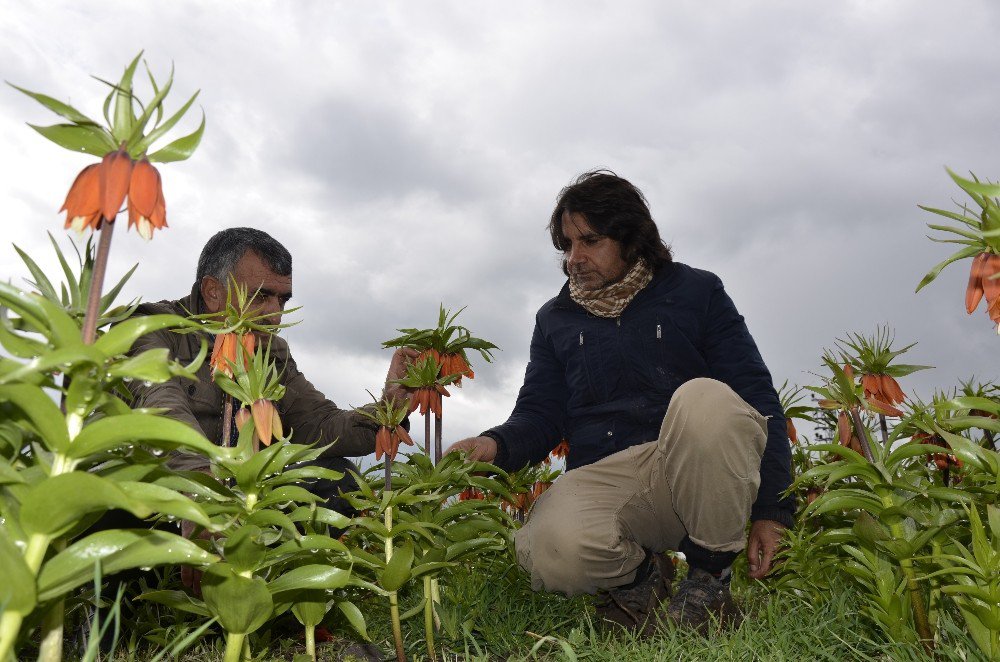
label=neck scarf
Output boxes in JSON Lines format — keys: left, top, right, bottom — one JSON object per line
{"left": 569, "top": 260, "right": 653, "bottom": 318}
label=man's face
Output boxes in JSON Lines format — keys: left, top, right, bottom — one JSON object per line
{"left": 561, "top": 211, "right": 629, "bottom": 290}
{"left": 202, "top": 250, "right": 292, "bottom": 329}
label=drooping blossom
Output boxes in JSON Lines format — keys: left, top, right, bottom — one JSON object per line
{"left": 912, "top": 431, "right": 962, "bottom": 472}
{"left": 531, "top": 480, "right": 552, "bottom": 500}
{"left": 837, "top": 410, "right": 865, "bottom": 455}
{"left": 458, "top": 487, "right": 484, "bottom": 501}
{"left": 61, "top": 164, "right": 102, "bottom": 233}
{"left": 210, "top": 332, "right": 254, "bottom": 377}
{"left": 99, "top": 148, "right": 133, "bottom": 221}
{"left": 410, "top": 384, "right": 450, "bottom": 417}
{"left": 127, "top": 158, "right": 167, "bottom": 240}
{"left": 786, "top": 418, "right": 798, "bottom": 445}
{"left": 440, "top": 352, "right": 475, "bottom": 385}
{"left": 965, "top": 252, "right": 1000, "bottom": 332}
{"left": 251, "top": 398, "right": 283, "bottom": 447}
{"left": 861, "top": 374, "right": 906, "bottom": 417}
{"left": 374, "top": 425, "right": 414, "bottom": 461}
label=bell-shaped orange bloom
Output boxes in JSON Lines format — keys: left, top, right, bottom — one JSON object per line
{"left": 374, "top": 424, "right": 414, "bottom": 461}
{"left": 913, "top": 432, "right": 962, "bottom": 472}
{"left": 127, "top": 158, "right": 168, "bottom": 240}
{"left": 550, "top": 439, "right": 570, "bottom": 459}
{"left": 409, "top": 384, "right": 450, "bottom": 417}
{"left": 861, "top": 373, "right": 905, "bottom": 417}
{"left": 786, "top": 418, "right": 798, "bottom": 445}
{"left": 235, "top": 407, "right": 251, "bottom": 432}
{"left": 251, "top": 398, "right": 283, "bottom": 447}
{"left": 531, "top": 480, "right": 552, "bottom": 500}
{"left": 458, "top": 486, "right": 484, "bottom": 501}
{"left": 99, "top": 148, "right": 134, "bottom": 222}
{"left": 61, "top": 163, "right": 103, "bottom": 233}
{"left": 210, "top": 333, "right": 254, "bottom": 377}
{"left": 439, "top": 352, "right": 475, "bottom": 385}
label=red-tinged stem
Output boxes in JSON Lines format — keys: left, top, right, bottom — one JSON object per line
{"left": 424, "top": 412, "right": 431, "bottom": 457}
{"left": 221, "top": 394, "right": 234, "bottom": 447}
{"left": 434, "top": 410, "right": 442, "bottom": 465}
{"left": 384, "top": 458, "right": 391, "bottom": 493}
{"left": 848, "top": 407, "right": 875, "bottom": 463}
{"left": 878, "top": 414, "right": 889, "bottom": 448}
{"left": 80, "top": 220, "right": 115, "bottom": 344}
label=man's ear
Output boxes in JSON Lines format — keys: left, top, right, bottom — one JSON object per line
{"left": 200, "top": 275, "right": 224, "bottom": 314}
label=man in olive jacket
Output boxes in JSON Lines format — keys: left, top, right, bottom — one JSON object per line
{"left": 128, "top": 227, "right": 412, "bottom": 501}
{"left": 448, "top": 171, "right": 793, "bottom": 633}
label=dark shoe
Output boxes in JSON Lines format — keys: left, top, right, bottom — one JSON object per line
{"left": 595, "top": 553, "right": 675, "bottom": 633}
{"left": 665, "top": 567, "right": 740, "bottom": 633}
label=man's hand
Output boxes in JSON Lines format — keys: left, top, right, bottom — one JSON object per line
{"left": 746, "top": 519, "right": 786, "bottom": 579}
{"left": 383, "top": 348, "right": 420, "bottom": 407}
{"left": 445, "top": 435, "right": 497, "bottom": 462}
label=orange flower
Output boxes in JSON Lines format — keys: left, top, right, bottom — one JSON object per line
{"left": 61, "top": 163, "right": 102, "bottom": 232}
{"left": 458, "top": 486, "right": 484, "bottom": 501}
{"left": 99, "top": 147, "right": 134, "bottom": 222}
{"left": 531, "top": 480, "right": 552, "bottom": 499}
{"left": 374, "top": 425, "right": 414, "bottom": 461}
{"left": 439, "top": 352, "right": 475, "bottom": 385}
{"left": 861, "top": 373, "right": 905, "bottom": 417}
{"left": 550, "top": 439, "right": 570, "bottom": 459}
{"left": 127, "top": 158, "right": 167, "bottom": 240}
{"left": 235, "top": 408, "right": 251, "bottom": 432}
{"left": 210, "top": 333, "right": 254, "bottom": 377}
{"left": 913, "top": 432, "right": 962, "bottom": 472}
{"left": 409, "top": 383, "right": 450, "bottom": 417}
{"left": 251, "top": 398, "right": 282, "bottom": 447}
{"left": 786, "top": 419, "right": 798, "bottom": 445}
{"left": 837, "top": 410, "right": 852, "bottom": 447}
{"left": 966, "top": 253, "right": 1000, "bottom": 330}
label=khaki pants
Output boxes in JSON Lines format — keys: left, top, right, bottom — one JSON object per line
{"left": 514, "top": 378, "right": 768, "bottom": 596}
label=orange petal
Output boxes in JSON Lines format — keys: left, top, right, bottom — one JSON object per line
{"left": 235, "top": 408, "right": 251, "bottom": 432}
{"left": 396, "top": 426, "right": 414, "bottom": 447}
{"left": 99, "top": 148, "right": 134, "bottom": 222}
{"left": 271, "top": 410, "right": 283, "bottom": 442}
{"left": 866, "top": 395, "right": 904, "bottom": 418}
{"left": 881, "top": 375, "right": 905, "bottom": 404}
{"left": 61, "top": 164, "right": 102, "bottom": 229}
{"left": 252, "top": 399, "right": 274, "bottom": 446}
{"left": 786, "top": 418, "right": 798, "bottom": 445}
{"left": 128, "top": 159, "right": 160, "bottom": 217}
{"left": 982, "top": 254, "right": 1000, "bottom": 306}
{"left": 861, "top": 374, "right": 879, "bottom": 399}
{"left": 375, "top": 427, "right": 390, "bottom": 461}
{"left": 837, "top": 410, "right": 851, "bottom": 446}
{"left": 967, "top": 253, "right": 988, "bottom": 313}
{"left": 240, "top": 333, "right": 256, "bottom": 368}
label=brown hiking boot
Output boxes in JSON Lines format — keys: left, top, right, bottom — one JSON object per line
{"left": 595, "top": 553, "right": 675, "bottom": 633}
{"left": 665, "top": 567, "right": 741, "bottom": 633}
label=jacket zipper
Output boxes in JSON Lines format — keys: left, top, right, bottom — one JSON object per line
{"left": 656, "top": 323, "right": 662, "bottom": 339}
{"left": 579, "top": 331, "right": 584, "bottom": 346}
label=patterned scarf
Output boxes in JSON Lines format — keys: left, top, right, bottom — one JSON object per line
{"left": 569, "top": 260, "right": 653, "bottom": 318}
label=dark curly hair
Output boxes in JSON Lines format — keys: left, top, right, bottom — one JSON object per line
{"left": 548, "top": 170, "right": 673, "bottom": 275}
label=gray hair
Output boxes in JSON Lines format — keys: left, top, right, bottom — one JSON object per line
{"left": 196, "top": 227, "right": 292, "bottom": 283}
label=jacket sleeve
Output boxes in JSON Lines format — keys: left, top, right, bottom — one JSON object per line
{"left": 125, "top": 328, "right": 213, "bottom": 472}
{"left": 485, "top": 316, "right": 568, "bottom": 471}
{"left": 702, "top": 275, "right": 795, "bottom": 526}
{"left": 277, "top": 349, "right": 377, "bottom": 458}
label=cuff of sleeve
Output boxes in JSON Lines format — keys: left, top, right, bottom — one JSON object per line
{"left": 750, "top": 506, "right": 795, "bottom": 529}
{"left": 480, "top": 430, "right": 509, "bottom": 469}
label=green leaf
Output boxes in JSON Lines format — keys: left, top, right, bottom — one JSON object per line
{"left": 948, "top": 168, "right": 1000, "bottom": 197}
{"left": 915, "top": 245, "right": 981, "bottom": 292}
{"left": 118, "top": 481, "right": 214, "bottom": 528}
{"left": 69, "top": 413, "right": 226, "bottom": 461}
{"left": 20, "top": 473, "right": 149, "bottom": 537}
{"left": 224, "top": 526, "right": 267, "bottom": 573}
{"left": 8, "top": 83, "right": 99, "bottom": 125}
{"left": 136, "top": 589, "right": 210, "bottom": 617}
{"left": 291, "top": 598, "right": 329, "bottom": 628}
{"left": 201, "top": 563, "right": 273, "bottom": 635}
{"left": 272, "top": 535, "right": 348, "bottom": 557}
{"left": 29, "top": 123, "right": 116, "bottom": 157}
{"left": 37, "top": 529, "right": 218, "bottom": 602}
{"left": 0, "top": 384, "right": 70, "bottom": 452}
{"left": 94, "top": 314, "right": 194, "bottom": 357}
{"left": 445, "top": 537, "right": 504, "bottom": 561}
{"left": 147, "top": 111, "right": 205, "bottom": 163}
{"left": 111, "top": 52, "right": 142, "bottom": 143}
{"left": 336, "top": 600, "right": 370, "bottom": 641}
{"left": 379, "top": 542, "right": 414, "bottom": 592}
{"left": 12, "top": 243, "right": 58, "bottom": 302}
{"left": 107, "top": 347, "right": 174, "bottom": 382}
{"left": 126, "top": 63, "right": 174, "bottom": 147}
{"left": 134, "top": 89, "right": 200, "bottom": 154}
{"left": 0, "top": 526, "right": 36, "bottom": 614}
{"left": 268, "top": 564, "right": 351, "bottom": 595}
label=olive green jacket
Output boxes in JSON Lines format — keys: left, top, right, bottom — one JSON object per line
{"left": 126, "top": 284, "right": 377, "bottom": 471}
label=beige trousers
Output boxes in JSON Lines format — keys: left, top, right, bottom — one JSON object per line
{"left": 514, "top": 378, "right": 768, "bottom": 596}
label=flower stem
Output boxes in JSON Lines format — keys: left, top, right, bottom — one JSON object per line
{"left": 424, "top": 413, "right": 431, "bottom": 457}
{"left": 80, "top": 220, "right": 115, "bottom": 345}
{"left": 384, "top": 506, "right": 406, "bottom": 662}
{"left": 423, "top": 575, "right": 437, "bottom": 662}
{"left": 434, "top": 408, "right": 442, "bottom": 464}
{"left": 878, "top": 414, "right": 889, "bottom": 448}
{"left": 222, "top": 632, "right": 246, "bottom": 662}
{"left": 848, "top": 407, "right": 875, "bottom": 462}
{"left": 36, "top": 538, "right": 67, "bottom": 662}
{"left": 221, "top": 394, "right": 234, "bottom": 447}
{"left": 305, "top": 624, "right": 316, "bottom": 661}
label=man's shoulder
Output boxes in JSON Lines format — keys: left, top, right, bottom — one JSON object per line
{"left": 655, "top": 262, "right": 721, "bottom": 294}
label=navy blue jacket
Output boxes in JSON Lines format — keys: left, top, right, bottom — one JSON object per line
{"left": 486, "top": 262, "right": 795, "bottom": 526}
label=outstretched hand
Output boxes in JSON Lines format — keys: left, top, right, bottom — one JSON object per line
{"left": 445, "top": 435, "right": 497, "bottom": 463}
{"left": 746, "top": 519, "right": 786, "bottom": 579}
{"left": 383, "top": 347, "right": 419, "bottom": 407}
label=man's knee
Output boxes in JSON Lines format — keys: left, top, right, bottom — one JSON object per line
{"left": 662, "top": 378, "right": 766, "bottom": 455}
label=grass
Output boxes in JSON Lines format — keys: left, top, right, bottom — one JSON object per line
{"left": 67, "top": 552, "right": 988, "bottom": 661}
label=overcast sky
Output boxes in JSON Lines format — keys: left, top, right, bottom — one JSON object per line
{"left": 2, "top": 1, "right": 999, "bottom": 456}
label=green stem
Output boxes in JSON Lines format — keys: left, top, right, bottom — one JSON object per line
{"left": 881, "top": 494, "right": 933, "bottom": 650}
{"left": 36, "top": 538, "right": 68, "bottom": 662}
{"left": 222, "top": 632, "right": 246, "bottom": 662}
{"left": 80, "top": 220, "right": 115, "bottom": 345}
{"left": 423, "top": 575, "right": 437, "bottom": 662}
{"left": 0, "top": 613, "right": 24, "bottom": 662}
{"left": 305, "top": 624, "right": 316, "bottom": 661}
{"left": 385, "top": 506, "right": 406, "bottom": 662}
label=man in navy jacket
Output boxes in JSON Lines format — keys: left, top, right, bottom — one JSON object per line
{"left": 448, "top": 170, "right": 794, "bottom": 632}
